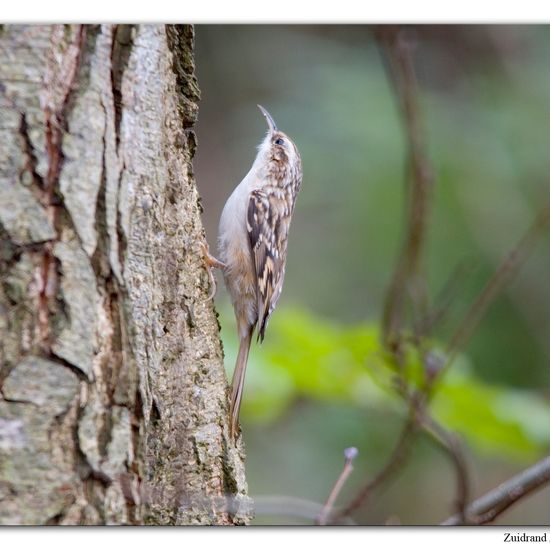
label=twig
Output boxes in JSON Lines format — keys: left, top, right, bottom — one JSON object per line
{"left": 422, "top": 415, "right": 470, "bottom": 524}
{"left": 337, "top": 27, "right": 437, "bottom": 523}
{"left": 252, "top": 495, "right": 355, "bottom": 525}
{"left": 416, "top": 260, "right": 476, "bottom": 338}
{"left": 317, "top": 447, "right": 359, "bottom": 525}
{"left": 378, "top": 26, "right": 434, "bottom": 358}
{"left": 346, "top": 27, "right": 434, "bottom": 517}
{"left": 442, "top": 455, "right": 550, "bottom": 525}
{"left": 335, "top": 414, "right": 418, "bottom": 521}
{"left": 446, "top": 203, "right": 550, "bottom": 361}
{"left": 352, "top": 26, "right": 550, "bottom": 529}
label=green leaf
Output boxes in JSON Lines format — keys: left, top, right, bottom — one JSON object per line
{"left": 219, "top": 305, "right": 550, "bottom": 460}
{"left": 431, "top": 358, "right": 550, "bottom": 460}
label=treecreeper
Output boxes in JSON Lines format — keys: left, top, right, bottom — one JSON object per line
{"left": 204, "top": 105, "right": 303, "bottom": 439}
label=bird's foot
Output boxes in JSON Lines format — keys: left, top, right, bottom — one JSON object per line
{"left": 201, "top": 242, "right": 226, "bottom": 270}
{"left": 200, "top": 242, "right": 226, "bottom": 300}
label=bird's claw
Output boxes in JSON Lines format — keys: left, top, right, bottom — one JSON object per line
{"left": 200, "top": 242, "right": 226, "bottom": 301}
{"left": 201, "top": 241, "right": 226, "bottom": 269}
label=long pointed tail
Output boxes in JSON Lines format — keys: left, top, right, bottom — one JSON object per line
{"left": 229, "top": 328, "right": 253, "bottom": 439}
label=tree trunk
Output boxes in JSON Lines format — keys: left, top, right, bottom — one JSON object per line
{"left": 0, "top": 24, "right": 249, "bottom": 525}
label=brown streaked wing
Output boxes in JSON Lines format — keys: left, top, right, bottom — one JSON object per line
{"left": 247, "top": 188, "right": 292, "bottom": 341}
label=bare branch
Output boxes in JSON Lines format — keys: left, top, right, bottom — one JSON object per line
{"left": 446, "top": 203, "right": 550, "bottom": 361}
{"left": 345, "top": 26, "right": 550, "bottom": 529}
{"left": 442, "top": 455, "right": 550, "bottom": 525}
{"left": 317, "top": 447, "right": 359, "bottom": 525}
{"left": 335, "top": 414, "right": 418, "bottom": 521}
{"left": 422, "top": 415, "right": 470, "bottom": 523}
{"left": 378, "top": 26, "right": 434, "bottom": 358}
{"left": 252, "top": 495, "right": 355, "bottom": 524}
{"left": 337, "top": 26, "right": 436, "bottom": 524}
{"left": 416, "top": 260, "right": 476, "bottom": 338}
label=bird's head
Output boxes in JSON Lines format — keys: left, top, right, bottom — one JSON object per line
{"left": 256, "top": 105, "right": 301, "bottom": 177}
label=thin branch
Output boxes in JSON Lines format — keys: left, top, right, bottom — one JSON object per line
{"left": 378, "top": 26, "right": 434, "bottom": 357}
{"left": 333, "top": 26, "right": 431, "bottom": 523}
{"left": 416, "top": 259, "right": 476, "bottom": 338}
{"left": 425, "top": 202, "right": 550, "bottom": 525}
{"left": 345, "top": 26, "right": 550, "bottom": 529}
{"left": 446, "top": 203, "right": 550, "bottom": 361}
{"left": 252, "top": 495, "right": 355, "bottom": 525}
{"left": 317, "top": 447, "right": 359, "bottom": 525}
{"left": 442, "top": 455, "right": 550, "bottom": 525}
{"left": 422, "top": 415, "right": 470, "bottom": 524}
{"left": 334, "top": 413, "right": 418, "bottom": 521}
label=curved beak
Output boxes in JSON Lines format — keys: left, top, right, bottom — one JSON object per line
{"left": 258, "top": 105, "right": 278, "bottom": 133}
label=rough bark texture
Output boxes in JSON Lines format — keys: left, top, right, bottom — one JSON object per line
{"left": 0, "top": 24, "right": 249, "bottom": 525}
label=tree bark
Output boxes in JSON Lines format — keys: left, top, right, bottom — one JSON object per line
{"left": 0, "top": 24, "right": 249, "bottom": 525}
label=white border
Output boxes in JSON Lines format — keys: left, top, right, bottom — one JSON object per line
{"left": 1, "top": 3, "right": 548, "bottom": 545}
{"left": 3, "top": 527, "right": 550, "bottom": 550}
{"left": 2, "top": 0, "right": 550, "bottom": 23}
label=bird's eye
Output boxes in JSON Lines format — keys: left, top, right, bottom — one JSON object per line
{"left": 274, "top": 137, "right": 284, "bottom": 145}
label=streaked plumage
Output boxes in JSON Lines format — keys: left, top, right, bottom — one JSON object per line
{"left": 217, "top": 105, "right": 302, "bottom": 438}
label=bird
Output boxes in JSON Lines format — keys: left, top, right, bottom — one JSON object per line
{"left": 205, "top": 105, "right": 303, "bottom": 439}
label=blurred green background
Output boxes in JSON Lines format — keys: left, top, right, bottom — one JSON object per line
{"left": 193, "top": 25, "right": 550, "bottom": 524}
